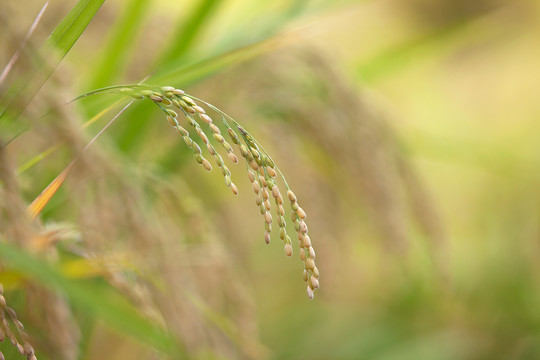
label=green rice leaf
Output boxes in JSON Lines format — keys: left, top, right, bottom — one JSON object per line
{"left": 48, "top": 0, "right": 106, "bottom": 58}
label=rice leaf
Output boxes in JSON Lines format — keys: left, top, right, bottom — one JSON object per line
{"left": 86, "top": 0, "right": 150, "bottom": 89}
{"left": 48, "top": 0, "right": 106, "bottom": 58}
{"left": 154, "top": 0, "right": 222, "bottom": 67}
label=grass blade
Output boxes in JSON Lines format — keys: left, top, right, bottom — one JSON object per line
{"left": 86, "top": 0, "right": 150, "bottom": 89}
{"left": 155, "top": 0, "right": 222, "bottom": 67}
{"left": 0, "top": 0, "right": 106, "bottom": 123}
{"left": 48, "top": 0, "right": 106, "bottom": 58}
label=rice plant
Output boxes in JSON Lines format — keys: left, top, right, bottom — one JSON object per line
{"left": 75, "top": 84, "right": 320, "bottom": 299}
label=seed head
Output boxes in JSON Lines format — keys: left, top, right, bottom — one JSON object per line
{"left": 249, "top": 160, "right": 259, "bottom": 171}
{"left": 227, "top": 128, "right": 239, "bottom": 144}
{"left": 227, "top": 152, "right": 238, "bottom": 163}
{"left": 299, "top": 221, "right": 308, "bottom": 234}
{"left": 214, "top": 154, "right": 224, "bottom": 167}
{"left": 302, "top": 234, "right": 311, "bottom": 248}
{"left": 192, "top": 142, "right": 202, "bottom": 154}
{"left": 285, "top": 243, "right": 293, "bottom": 257}
{"left": 310, "top": 277, "right": 319, "bottom": 289}
{"left": 272, "top": 186, "right": 280, "bottom": 199}
{"left": 239, "top": 144, "right": 249, "bottom": 157}
{"left": 287, "top": 190, "right": 297, "bottom": 203}
{"left": 165, "top": 109, "right": 177, "bottom": 118}
{"left": 197, "top": 130, "right": 209, "bottom": 144}
{"left": 222, "top": 142, "right": 233, "bottom": 153}
{"left": 305, "top": 258, "right": 315, "bottom": 270}
{"left": 193, "top": 105, "right": 205, "bottom": 113}
{"left": 23, "top": 344, "right": 34, "bottom": 356}
{"left": 250, "top": 148, "right": 260, "bottom": 159}
{"left": 296, "top": 207, "right": 306, "bottom": 220}
{"left": 266, "top": 167, "right": 277, "bottom": 177}
{"left": 307, "top": 286, "right": 314, "bottom": 300}
{"left": 264, "top": 211, "right": 273, "bottom": 224}
{"left": 120, "top": 84, "right": 320, "bottom": 299}
{"left": 200, "top": 114, "right": 213, "bottom": 124}
{"left": 176, "top": 126, "right": 189, "bottom": 136}
{"left": 209, "top": 123, "right": 220, "bottom": 134}
{"left": 202, "top": 159, "right": 212, "bottom": 171}
{"left": 259, "top": 175, "right": 267, "bottom": 188}
{"left": 182, "top": 96, "right": 196, "bottom": 106}
{"left": 252, "top": 181, "right": 260, "bottom": 194}
{"left": 261, "top": 188, "right": 269, "bottom": 200}
{"left": 303, "top": 270, "right": 309, "bottom": 282}
{"left": 299, "top": 248, "right": 305, "bottom": 261}
{"left": 214, "top": 134, "right": 225, "bottom": 143}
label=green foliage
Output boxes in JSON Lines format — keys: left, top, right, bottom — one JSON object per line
{"left": 1, "top": 0, "right": 540, "bottom": 359}
{"left": 0, "top": 242, "right": 183, "bottom": 355}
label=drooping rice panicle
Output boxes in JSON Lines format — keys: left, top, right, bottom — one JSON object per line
{"left": 74, "top": 84, "right": 320, "bottom": 299}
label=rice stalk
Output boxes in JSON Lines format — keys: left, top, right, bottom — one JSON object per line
{"left": 74, "top": 84, "right": 320, "bottom": 299}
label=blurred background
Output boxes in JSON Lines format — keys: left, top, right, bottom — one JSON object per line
{"left": 1, "top": 0, "right": 540, "bottom": 359}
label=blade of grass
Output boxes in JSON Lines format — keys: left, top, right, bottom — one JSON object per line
{"left": 86, "top": 0, "right": 150, "bottom": 89}
{"left": 48, "top": 0, "right": 106, "bottom": 57}
{"left": 154, "top": 0, "right": 223, "bottom": 67}
{"left": 0, "top": 241, "right": 183, "bottom": 355}
{"left": 357, "top": 6, "right": 508, "bottom": 82}
{"left": 151, "top": 29, "right": 298, "bottom": 85}
{"left": 0, "top": 0, "right": 106, "bottom": 122}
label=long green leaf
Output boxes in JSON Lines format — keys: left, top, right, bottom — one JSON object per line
{"left": 48, "top": 0, "right": 106, "bottom": 57}
{"left": 86, "top": 0, "right": 150, "bottom": 89}
{"left": 154, "top": 0, "right": 223, "bottom": 67}
{"left": 0, "top": 241, "right": 184, "bottom": 355}
{"left": 0, "top": 0, "right": 106, "bottom": 123}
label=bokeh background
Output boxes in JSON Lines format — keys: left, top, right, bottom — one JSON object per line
{"left": 1, "top": 0, "right": 540, "bottom": 359}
